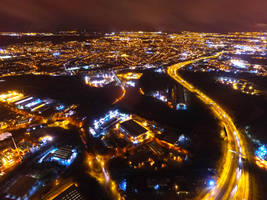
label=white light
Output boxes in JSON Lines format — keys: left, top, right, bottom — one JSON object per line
{"left": 231, "top": 60, "right": 247, "bottom": 69}
{"left": 0, "top": 55, "right": 12, "bottom": 59}
{"left": 208, "top": 179, "right": 216, "bottom": 187}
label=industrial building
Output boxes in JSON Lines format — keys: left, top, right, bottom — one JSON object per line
{"left": 90, "top": 110, "right": 129, "bottom": 138}
{"left": 119, "top": 119, "right": 149, "bottom": 143}
{"left": 52, "top": 184, "right": 86, "bottom": 200}
{"left": 5, "top": 175, "right": 41, "bottom": 200}
{"left": 84, "top": 73, "right": 115, "bottom": 88}
{"left": 39, "top": 146, "right": 77, "bottom": 166}
{"left": 0, "top": 91, "right": 67, "bottom": 116}
{"left": 0, "top": 132, "right": 15, "bottom": 150}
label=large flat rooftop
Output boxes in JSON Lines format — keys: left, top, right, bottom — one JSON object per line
{"left": 7, "top": 175, "right": 38, "bottom": 198}
{"left": 120, "top": 119, "right": 147, "bottom": 137}
{"left": 52, "top": 184, "right": 86, "bottom": 200}
{"left": 52, "top": 146, "right": 73, "bottom": 160}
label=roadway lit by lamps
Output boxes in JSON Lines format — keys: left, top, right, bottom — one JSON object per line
{"left": 167, "top": 52, "right": 251, "bottom": 200}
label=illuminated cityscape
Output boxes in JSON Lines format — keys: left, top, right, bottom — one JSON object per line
{"left": 0, "top": 1, "right": 267, "bottom": 200}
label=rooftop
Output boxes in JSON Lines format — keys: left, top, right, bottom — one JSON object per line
{"left": 52, "top": 146, "right": 73, "bottom": 160}
{"left": 7, "top": 175, "right": 38, "bottom": 198}
{"left": 52, "top": 184, "right": 86, "bottom": 200}
{"left": 120, "top": 119, "right": 147, "bottom": 137}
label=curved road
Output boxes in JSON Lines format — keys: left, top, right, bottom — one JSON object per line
{"left": 167, "top": 52, "right": 252, "bottom": 200}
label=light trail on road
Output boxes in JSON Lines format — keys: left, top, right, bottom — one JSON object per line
{"left": 167, "top": 52, "right": 251, "bottom": 200}
{"left": 87, "top": 154, "right": 125, "bottom": 200}
{"left": 113, "top": 85, "right": 126, "bottom": 104}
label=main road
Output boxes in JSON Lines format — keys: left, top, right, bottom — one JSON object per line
{"left": 167, "top": 52, "right": 252, "bottom": 200}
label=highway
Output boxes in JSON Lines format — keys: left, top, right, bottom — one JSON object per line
{"left": 113, "top": 85, "right": 126, "bottom": 104}
{"left": 167, "top": 52, "right": 252, "bottom": 200}
{"left": 113, "top": 72, "right": 126, "bottom": 104}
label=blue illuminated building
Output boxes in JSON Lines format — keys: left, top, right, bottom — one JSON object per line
{"left": 53, "top": 52, "right": 61, "bottom": 56}
{"left": 90, "top": 110, "right": 129, "bottom": 138}
{"left": 83, "top": 65, "right": 89, "bottom": 69}
{"left": 38, "top": 146, "right": 78, "bottom": 167}
{"left": 207, "top": 179, "right": 216, "bottom": 187}
{"left": 25, "top": 99, "right": 42, "bottom": 108}
{"left": 178, "top": 134, "right": 190, "bottom": 146}
{"left": 255, "top": 145, "right": 267, "bottom": 160}
{"left": 50, "top": 147, "right": 78, "bottom": 166}
{"left": 154, "top": 68, "right": 164, "bottom": 73}
{"left": 38, "top": 148, "right": 58, "bottom": 163}
{"left": 249, "top": 70, "right": 258, "bottom": 74}
{"left": 176, "top": 103, "right": 187, "bottom": 110}
{"left": 151, "top": 91, "right": 167, "bottom": 103}
{"left": 154, "top": 184, "right": 160, "bottom": 190}
{"left": 5, "top": 176, "right": 42, "bottom": 200}
{"left": 56, "top": 104, "right": 65, "bottom": 111}
{"left": 119, "top": 179, "right": 127, "bottom": 192}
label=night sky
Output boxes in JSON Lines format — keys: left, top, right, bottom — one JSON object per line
{"left": 1, "top": 0, "right": 267, "bottom": 32}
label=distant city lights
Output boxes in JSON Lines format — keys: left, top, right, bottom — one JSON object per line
{"left": 230, "top": 59, "right": 248, "bottom": 69}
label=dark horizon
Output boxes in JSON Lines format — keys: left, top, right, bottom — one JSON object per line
{"left": 1, "top": 0, "right": 267, "bottom": 33}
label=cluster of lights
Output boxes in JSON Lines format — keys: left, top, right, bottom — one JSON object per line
{"left": 38, "top": 148, "right": 78, "bottom": 167}
{"left": 0, "top": 149, "right": 18, "bottom": 171}
{"left": 29, "top": 135, "right": 53, "bottom": 153}
{"left": 52, "top": 52, "right": 61, "bottom": 57}
{"left": 38, "top": 148, "right": 58, "bottom": 163}
{"left": 0, "top": 133, "right": 54, "bottom": 174}
{"left": 119, "top": 179, "right": 127, "bottom": 192}
{"left": 217, "top": 77, "right": 258, "bottom": 95}
{"left": 230, "top": 59, "right": 248, "bottom": 69}
{"left": 0, "top": 55, "right": 13, "bottom": 60}
{"left": 0, "top": 32, "right": 53, "bottom": 36}
{"left": 255, "top": 145, "right": 267, "bottom": 160}
{"left": 151, "top": 91, "right": 167, "bottom": 102}
{"left": 0, "top": 91, "right": 67, "bottom": 115}
{"left": 84, "top": 73, "right": 115, "bottom": 88}
{"left": 246, "top": 128, "right": 267, "bottom": 170}
{"left": 234, "top": 45, "right": 266, "bottom": 56}
{"left": 93, "top": 110, "right": 120, "bottom": 130}
{"left": 154, "top": 68, "right": 165, "bottom": 73}
{"left": 117, "top": 72, "right": 142, "bottom": 80}
{"left": 25, "top": 99, "right": 42, "bottom": 108}
{"left": 56, "top": 104, "right": 65, "bottom": 111}
{"left": 255, "top": 157, "right": 267, "bottom": 170}
{"left": 207, "top": 179, "right": 216, "bottom": 187}
{"left": 218, "top": 77, "right": 238, "bottom": 84}
{"left": 0, "top": 31, "right": 266, "bottom": 78}
{"left": 90, "top": 110, "right": 129, "bottom": 137}
{"left": 176, "top": 103, "right": 187, "bottom": 110}
{"left": 126, "top": 81, "right": 136, "bottom": 87}
{"left": 150, "top": 91, "right": 188, "bottom": 111}
{"left": 51, "top": 149, "right": 78, "bottom": 166}
{"left": 39, "top": 135, "right": 53, "bottom": 144}
{"left": 177, "top": 134, "right": 190, "bottom": 145}
{"left": 0, "top": 91, "right": 24, "bottom": 103}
